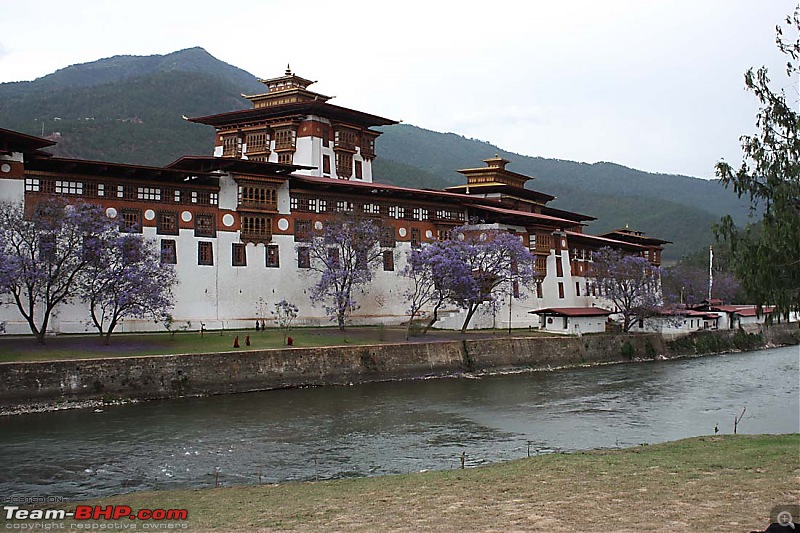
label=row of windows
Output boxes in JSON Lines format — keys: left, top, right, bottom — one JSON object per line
{"left": 24, "top": 178, "right": 218, "bottom": 206}
{"left": 118, "top": 209, "right": 216, "bottom": 237}
{"left": 163, "top": 240, "right": 396, "bottom": 272}
{"left": 290, "top": 194, "right": 465, "bottom": 222}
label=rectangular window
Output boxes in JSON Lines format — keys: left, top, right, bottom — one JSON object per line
{"left": 536, "top": 281, "right": 543, "bottom": 299}
{"left": 322, "top": 154, "right": 331, "bottom": 175}
{"left": 240, "top": 215, "right": 272, "bottom": 242}
{"left": 558, "top": 282, "right": 565, "bottom": 299}
{"left": 198, "top": 241, "right": 214, "bottom": 266}
{"left": 382, "top": 250, "right": 394, "bottom": 271}
{"left": 297, "top": 247, "right": 310, "bottom": 269}
{"left": 160, "top": 239, "right": 177, "bottom": 265}
{"left": 354, "top": 160, "right": 363, "bottom": 180}
{"left": 120, "top": 208, "right": 142, "bottom": 233}
{"left": 328, "top": 247, "right": 340, "bottom": 268}
{"left": 575, "top": 282, "right": 581, "bottom": 296}
{"left": 295, "top": 219, "right": 312, "bottom": 242}
{"left": 266, "top": 244, "right": 280, "bottom": 268}
{"left": 157, "top": 211, "right": 178, "bottom": 235}
{"left": 174, "top": 190, "right": 182, "bottom": 203}
{"left": 195, "top": 213, "right": 216, "bottom": 237}
{"left": 380, "top": 226, "right": 396, "bottom": 248}
{"left": 54, "top": 180, "right": 83, "bottom": 195}
{"left": 278, "top": 152, "right": 293, "bottom": 165}
{"left": 137, "top": 187, "right": 161, "bottom": 201}
{"left": 336, "top": 152, "right": 352, "bottom": 178}
{"left": 24, "top": 178, "right": 40, "bottom": 192}
{"left": 232, "top": 243, "right": 247, "bottom": 266}
{"left": 410, "top": 228, "right": 421, "bottom": 249}
{"left": 556, "top": 258, "right": 564, "bottom": 277}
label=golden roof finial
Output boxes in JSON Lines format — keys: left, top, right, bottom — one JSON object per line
{"left": 285, "top": 64, "right": 292, "bottom": 76}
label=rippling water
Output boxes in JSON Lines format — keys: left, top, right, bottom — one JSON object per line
{"left": 1, "top": 345, "right": 797, "bottom": 500}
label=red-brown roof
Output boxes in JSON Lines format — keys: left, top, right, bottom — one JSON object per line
{"left": 707, "top": 305, "right": 777, "bottom": 317}
{"left": 472, "top": 204, "right": 583, "bottom": 229}
{"left": 187, "top": 100, "right": 397, "bottom": 129}
{"left": 565, "top": 230, "right": 646, "bottom": 251}
{"left": 166, "top": 156, "right": 311, "bottom": 176}
{"left": 529, "top": 307, "right": 614, "bottom": 317}
{"left": 23, "top": 156, "right": 219, "bottom": 186}
{"left": 0, "top": 128, "right": 56, "bottom": 153}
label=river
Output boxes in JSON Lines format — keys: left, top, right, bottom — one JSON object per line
{"left": 1, "top": 345, "right": 797, "bottom": 500}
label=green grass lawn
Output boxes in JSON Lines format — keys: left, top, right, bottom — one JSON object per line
{"left": 0, "top": 326, "right": 553, "bottom": 363}
{"left": 38, "top": 434, "right": 800, "bottom": 532}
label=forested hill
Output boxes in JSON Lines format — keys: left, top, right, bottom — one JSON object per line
{"left": 0, "top": 48, "right": 750, "bottom": 259}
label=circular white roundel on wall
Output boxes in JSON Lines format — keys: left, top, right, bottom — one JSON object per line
{"left": 144, "top": 209, "right": 156, "bottom": 221}
{"left": 398, "top": 227, "right": 407, "bottom": 238}
{"left": 425, "top": 230, "right": 433, "bottom": 239}
{"left": 0, "top": 163, "right": 11, "bottom": 173}
{"left": 105, "top": 207, "right": 117, "bottom": 218}
{"left": 222, "top": 213, "right": 235, "bottom": 227}
{"left": 181, "top": 211, "right": 193, "bottom": 222}
{"left": 314, "top": 221, "right": 323, "bottom": 230}
{"left": 277, "top": 218, "right": 289, "bottom": 231}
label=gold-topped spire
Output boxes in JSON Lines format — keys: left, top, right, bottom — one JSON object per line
{"left": 285, "top": 64, "right": 292, "bottom": 76}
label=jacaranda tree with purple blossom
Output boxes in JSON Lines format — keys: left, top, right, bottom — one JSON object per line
{"left": 79, "top": 234, "right": 177, "bottom": 345}
{"left": 404, "top": 226, "right": 536, "bottom": 334}
{"left": 402, "top": 237, "right": 475, "bottom": 338}
{"left": 0, "top": 199, "right": 114, "bottom": 344}
{"left": 301, "top": 215, "right": 383, "bottom": 331}
{"left": 587, "top": 247, "right": 662, "bottom": 332}
{"left": 453, "top": 228, "right": 536, "bottom": 333}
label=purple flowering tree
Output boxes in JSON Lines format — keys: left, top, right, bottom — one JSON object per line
{"left": 402, "top": 238, "right": 476, "bottom": 338}
{"left": 0, "top": 199, "right": 113, "bottom": 344}
{"left": 453, "top": 229, "right": 536, "bottom": 333}
{"left": 79, "top": 234, "right": 177, "bottom": 345}
{"left": 301, "top": 215, "right": 383, "bottom": 331}
{"left": 404, "top": 226, "right": 536, "bottom": 334}
{"left": 661, "top": 263, "right": 742, "bottom": 306}
{"left": 587, "top": 247, "right": 662, "bottom": 332}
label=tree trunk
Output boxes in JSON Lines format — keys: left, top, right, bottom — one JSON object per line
{"left": 405, "top": 310, "right": 417, "bottom": 341}
{"left": 460, "top": 304, "right": 479, "bottom": 334}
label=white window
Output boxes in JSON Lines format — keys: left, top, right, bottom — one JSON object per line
{"left": 210, "top": 192, "right": 219, "bottom": 205}
{"left": 117, "top": 185, "right": 124, "bottom": 198}
{"left": 137, "top": 187, "right": 161, "bottom": 201}
{"left": 174, "top": 190, "right": 181, "bottom": 203}
{"left": 55, "top": 180, "right": 83, "bottom": 195}
{"left": 24, "top": 178, "right": 40, "bottom": 192}
{"left": 97, "top": 184, "right": 105, "bottom": 197}
{"left": 191, "top": 191, "right": 198, "bottom": 204}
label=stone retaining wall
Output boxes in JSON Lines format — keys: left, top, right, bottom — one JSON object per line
{"left": 1, "top": 323, "right": 796, "bottom": 412}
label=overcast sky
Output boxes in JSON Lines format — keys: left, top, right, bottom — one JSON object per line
{"left": 1, "top": 0, "right": 797, "bottom": 179}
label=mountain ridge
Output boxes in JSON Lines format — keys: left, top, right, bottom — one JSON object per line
{"left": 0, "top": 48, "right": 749, "bottom": 259}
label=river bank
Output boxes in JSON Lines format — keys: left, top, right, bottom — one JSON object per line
{"left": 37, "top": 434, "right": 799, "bottom": 532}
{"left": 1, "top": 323, "right": 797, "bottom": 415}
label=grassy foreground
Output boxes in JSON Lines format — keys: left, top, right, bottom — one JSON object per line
{"left": 64, "top": 434, "right": 799, "bottom": 532}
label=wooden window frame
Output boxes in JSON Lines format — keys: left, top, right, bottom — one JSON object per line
{"left": 194, "top": 213, "right": 216, "bottom": 237}
{"left": 266, "top": 244, "right": 280, "bottom": 268}
{"left": 232, "top": 243, "right": 247, "bottom": 267}
{"left": 198, "top": 241, "right": 214, "bottom": 266}
{"left": 383, "top": 250, "right": 394, "bottom": 271}
{"left": 160, "top": 239, "right": 177, "bottom": 265}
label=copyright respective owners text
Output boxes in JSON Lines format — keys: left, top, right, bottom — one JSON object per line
{"left": 2, "top": 497, "right": 190, "bottom": 530}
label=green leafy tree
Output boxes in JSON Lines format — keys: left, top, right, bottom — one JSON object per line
{"left": 715, "top": 9, "right": 800, "bottom": 320}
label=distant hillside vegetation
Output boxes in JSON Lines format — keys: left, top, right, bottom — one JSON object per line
{"left": 0, "top": 48, "right": 750, "bottom": 259}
